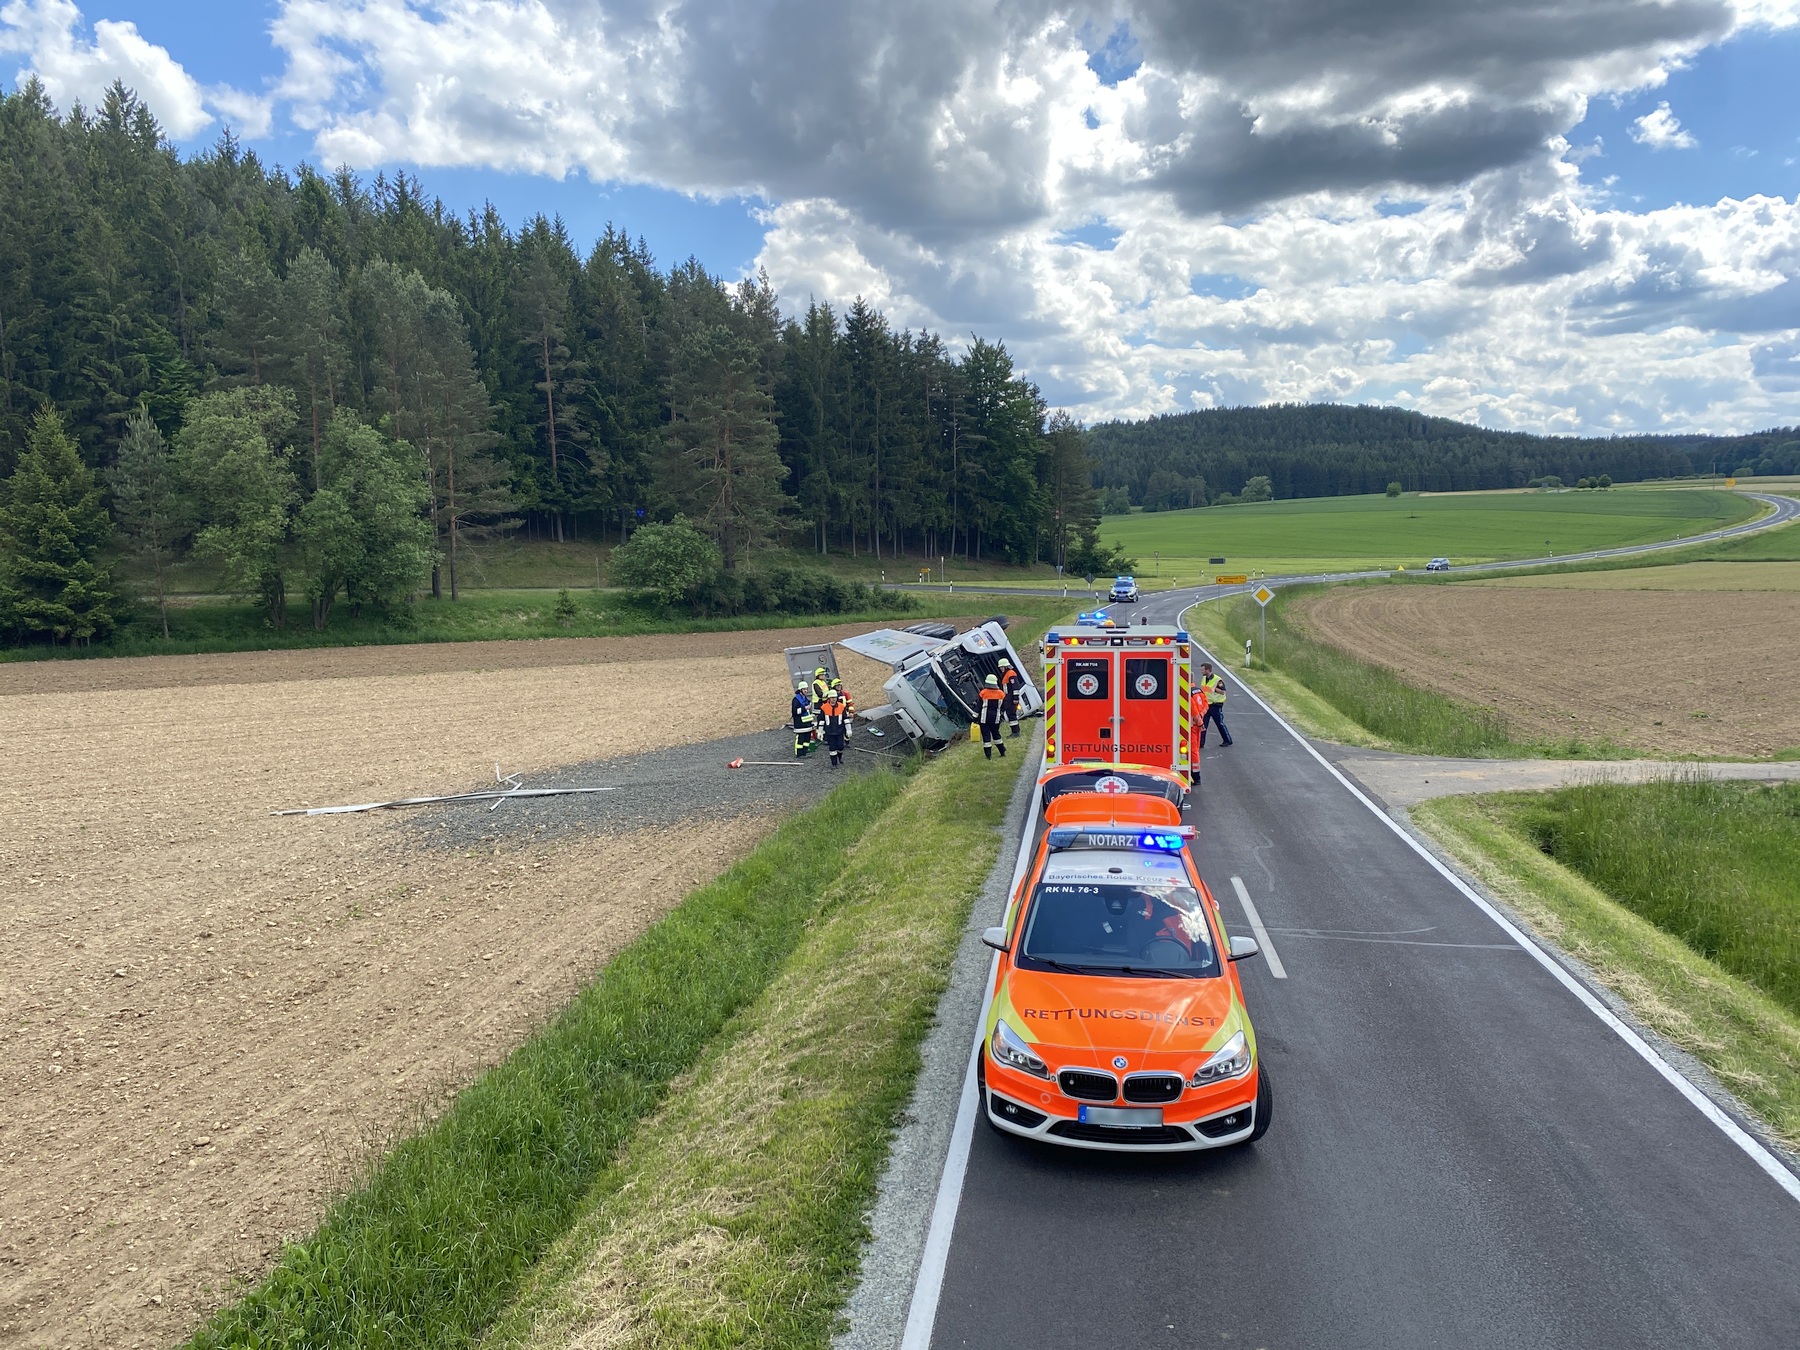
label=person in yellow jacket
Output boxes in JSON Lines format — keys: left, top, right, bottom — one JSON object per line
{"left": 977, "top": 674, "right": 1008, "bottom": 759}
{"left": 810, "top": 666, "right": 831, "bottom": 710}
{"left": 1198, "top": 661, "right": 1233, "bottom": 747}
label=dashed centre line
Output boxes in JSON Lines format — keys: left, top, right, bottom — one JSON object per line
{"left": 1230, "top": 875, "right": 1287, "bottom": 978}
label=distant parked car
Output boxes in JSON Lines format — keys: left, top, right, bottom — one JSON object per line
{"left": 1109, "top": 575, "right": 1140, "bottom": 602}
{"left": 1425, "top": 557, "right": 1451, "bottom": 572}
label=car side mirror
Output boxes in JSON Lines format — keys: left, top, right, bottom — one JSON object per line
{"left": 1228, "top": 935, "right": 1260, "bottom": 961}
{"left": 981, "top": 926, "right": 1010, "bottom": 953}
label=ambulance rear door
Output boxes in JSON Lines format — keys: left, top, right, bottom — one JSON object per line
{"left": 1058, "top": 649, "right": 1118, "bottom": 763}
{"left": 1118, "top": 649, "right": 1176, "bottom": 768}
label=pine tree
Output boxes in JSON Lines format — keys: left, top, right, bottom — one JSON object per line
{"left": 661, "top": 322, "right": 788, "bottom": 568}
{"left": 278, "top": 247, "right": 347, "bottom": 490}
{"left": 0, "top": 408, "right": 115, "bottom": 644}
{"left": 212, "top": 248, "right": 281, "bottom": 386}
{"left": 111, "top": 406, "right": 189, "bottom": 637}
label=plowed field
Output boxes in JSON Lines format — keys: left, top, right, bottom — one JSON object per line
{"left": 1293, "top": 585, "right": 1800, "bottom": 757}
{"left": 0, "top": 622, "right": 926, "bottom": 1349}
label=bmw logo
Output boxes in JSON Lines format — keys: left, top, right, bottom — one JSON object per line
{"left": 1112, "top": 1055, "right": 1129, "bottom": 1070}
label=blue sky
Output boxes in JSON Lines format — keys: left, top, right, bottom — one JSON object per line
{"left": 4, "top": 0, "right": 1798, "bottom": 434}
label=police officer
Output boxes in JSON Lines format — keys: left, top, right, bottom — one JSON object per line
{"left": 817, "top": 685, "right": 851, "bottom": 768}
{"left": 977, "top": 674, "right": 1007, "bottom": 759}
{"left": 791, "top": 678, "right": 818, "bottom": 758}
{"left": 1198, "top": 661, "right": 1233, "bottom": 747}
{"left": 997, "top": 658, "right": 1024, "bottom": 737}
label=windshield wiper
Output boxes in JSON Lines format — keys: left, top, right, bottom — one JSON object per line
{"left": 1112, "top": 965, "right": 1187, "bottom": 979}
{"left": 1033, "top": 958, "right": 1114, "bottom": 975}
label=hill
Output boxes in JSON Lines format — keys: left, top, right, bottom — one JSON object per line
{"left": 1087, "top": 404, "right": 1799, "bottom": 508}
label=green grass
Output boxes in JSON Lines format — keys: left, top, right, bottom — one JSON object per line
{"left": 4, "top": 590, "right": 1073, "bottom": 664}
{"left": 1416, "top": 791, "right": 1800, "bottom": 1150}
{"left": 1221, "top": 585, "right": 1525, "bottom": 757}
{"left": 185, "top": 767, "right": 911, "bottom": 1350}
{"left": 1443, "top": 509, "right": 1800, "bottom": 584}
{"left": 484, "top": 737, "right": 1014, "bottom": 1350}
{"left": 1099, "top": 488, "right": 1759, "bottom": 576}
{"left": 1509, "top": 778, "right": 1800, "bottom": 1016}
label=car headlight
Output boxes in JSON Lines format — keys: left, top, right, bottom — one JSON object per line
{"left": 1188, "top": 1031, "right": 1252, "bottom": 1086}
{"left": 990, "top": 1021, "right": 1049, "bottom": 1079}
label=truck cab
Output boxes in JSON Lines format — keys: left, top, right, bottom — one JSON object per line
{"left": 835, "top": 621, "right": 1043, "bottom": 747}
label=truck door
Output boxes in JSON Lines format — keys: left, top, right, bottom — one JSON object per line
{"left": 1060, "top": 653, "right": 1117, "bottom": 762}
{"left": 1120, "top": 654, "right": 1174, "bottom": 767}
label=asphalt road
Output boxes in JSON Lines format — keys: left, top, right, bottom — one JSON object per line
{"left": 892, "top": 489, "right": 1800, "bottom": 602}
{"left": 923, "top": 578, "right": 1800, "bottom": 1349}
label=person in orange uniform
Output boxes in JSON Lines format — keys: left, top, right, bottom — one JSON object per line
{"left": 997, "top": 657, "right": 1024, "bottom": 737}
{"left": 817, "top": 686, "right": 851, "bottom": 768}
{"left": 977, "top": 673, "right": 1008, "bottom": 759}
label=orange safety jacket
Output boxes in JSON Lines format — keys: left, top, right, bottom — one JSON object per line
{"left": 977, "top": 685, "right": 1006, "bottom": 725}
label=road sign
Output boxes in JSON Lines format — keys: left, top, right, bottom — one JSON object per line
{"left": 1726, "top": 476, "right": 1737, "bottom": 487}
{"left": 1253, "top": 586, "right": 1274, "bottom": 606}
{"left": 1216, "top": 573, "right": 1248, "bottom": 585}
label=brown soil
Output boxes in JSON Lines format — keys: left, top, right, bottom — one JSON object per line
{"left": 1293, "top": 586, "right": 1800, "bottom": 757}
{"left": 0, "top": 620, "right": 949, "bottom": 1349}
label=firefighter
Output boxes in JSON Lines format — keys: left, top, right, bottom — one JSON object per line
{"left": 817, "top": 685, "right": 851, "bottom": 768}
{"left": 810, "top": 665, "right": 832, "bottom": 710}
{"left": 791, "top": 678, "right": 818, "bottom": 758}
{"left": 977, "top": 673, "right": 1007, "bottom": 759}
{"left": 1198, "top": 661, "right": 1234, "bottom": 747}
{"left": 830, "top": 677, "right": 855, "bottom": 739}
{"left": 997, "top": 657, "right": 1024, "bottom": 737}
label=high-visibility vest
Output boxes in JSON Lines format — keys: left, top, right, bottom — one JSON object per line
{"left": 1201, "top": 675, "right": 1226, "bottom": 704}
{"left": 819, "top": 696, "right": 848, "bottom": 730}
{"left": 977, "top": 686, "right": 1005, "bottom": 724}
{"left": 999, "top": 668, "right": 1022, "bottom": 697}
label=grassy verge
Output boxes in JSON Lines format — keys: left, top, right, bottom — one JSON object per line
{"left": 5, "top": 591, "right": 1070, "bottom": 663}
{"left": 186, "top": 767, "right": 911, "bottom": 1350}
{"left": 1225, "top": 585, "right": 1528, "bottom": 757}
{"left": 1415, "top": 788, "right": 1800, "bottom": 1151}
{"left": 1180, "top": 592, "right": 1388, "bottom": 748}
{"left": 1436, "top": 502, "right": 1799, "bottom": 583}
{"left": 483, "top": 738, "right": 1014, "bottom": 1350}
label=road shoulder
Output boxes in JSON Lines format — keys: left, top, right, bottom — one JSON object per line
{"left": 831, "top": 728, "right": 1040, "bottom": 1350}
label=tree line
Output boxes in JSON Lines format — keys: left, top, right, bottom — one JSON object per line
{"left": 0, "top": 79, "right": 1120, "bottom": 644}
{"left": 1088, "top": 404, "right": 1800, "bottom": 510}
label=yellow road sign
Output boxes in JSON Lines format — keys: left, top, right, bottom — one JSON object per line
{"left": 1253, "top": 586, "right": 1275, "bottom": 606}
{"left": 1726, "top": 477, "right": 1737, "bottom": 487}
{"left": 1215, "top": 573, "right": 1248, "bottom": 585}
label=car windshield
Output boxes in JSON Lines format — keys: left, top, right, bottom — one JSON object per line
{"left": 1019, "top": 876, "right": 1219, "bottom": 977}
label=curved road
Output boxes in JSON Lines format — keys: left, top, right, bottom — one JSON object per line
{"left": 894, "top": 490, "right": 1799, "bottom": 604}
{"left": 914, "top": 557, "right": 1800, "bottom": 1349}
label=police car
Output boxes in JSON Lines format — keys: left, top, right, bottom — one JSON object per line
{"left": 1108, "top": 575, "right": 1140, "bottom": 603}
{"left": 979, "top": 806, "right": 1271, "bottom": 1152}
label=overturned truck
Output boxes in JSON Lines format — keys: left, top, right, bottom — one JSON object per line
{"left": 785, "top": 620, "right": 1043, "bottom": 748}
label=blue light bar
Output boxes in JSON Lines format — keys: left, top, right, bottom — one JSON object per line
{"left": 1047, "top": 826, "right": 1196, "bottom": 853}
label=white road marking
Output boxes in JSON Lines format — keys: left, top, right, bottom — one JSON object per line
{"left": 1180, "top": 602, "right": 1800, "bottom": 1205}
{"left": 899, "top": 772, "right": 1044, "bottom": 1350}
{"left": 1230, "top": 876, "right": 1288, "bottom": 978}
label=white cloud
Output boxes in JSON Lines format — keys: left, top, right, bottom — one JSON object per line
{"left": 0, "top": 0, "right": 273, "bottom": 140}
{"left": 1631, "top": 101, "right": 1698, "bottom": 150}
{"left": 6, "top": 0, "right": 1798, "bottom": 434}
{"left": 0, "top": 0, "right": 211, "bottom": 135}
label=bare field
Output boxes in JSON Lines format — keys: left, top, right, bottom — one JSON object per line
{"left": 1477, "top": 561, "right": 1800, "bottom": 591}
{"left": 0, "top": 621, "right": 925, "bottom": 1349}
{"left": 1294, "top": 587, "right": 1800, "bottom": 757}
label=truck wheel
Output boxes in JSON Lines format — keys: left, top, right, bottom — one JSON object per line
{"left": 1248, "top": 1064, "right": 1273, "bottom": 1143}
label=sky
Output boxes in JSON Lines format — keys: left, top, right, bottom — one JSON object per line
{"left": 2, "top": 0, "right": 1797, "bottom": 436}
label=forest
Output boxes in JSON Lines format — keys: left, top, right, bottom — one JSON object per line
{"left": 1089, "top": 404, "right": 1800, "bottom": 510}
{"left": 0, "top": 79, "right": 1115, "bottom": 644}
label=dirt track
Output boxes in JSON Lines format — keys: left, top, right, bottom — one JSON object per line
{"left": 1294, "top": 587, "right": 1800, "bottom": 757}
{"left": 0, "top": 622, "right": 944, "bottom": 1349}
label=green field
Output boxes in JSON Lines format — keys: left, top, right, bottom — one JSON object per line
{"left": 1099, "top": 489, "right": 1761, "bottom": 577}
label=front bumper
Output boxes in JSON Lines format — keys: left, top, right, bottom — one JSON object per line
{"left": 984, "top": 1056, "right": 1258, "bottom": 1153}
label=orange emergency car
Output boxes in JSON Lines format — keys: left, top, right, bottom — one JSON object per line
{"left": 978, "top": 797, "right": 1270, "bottom": 1151}
{"left": 1038, "top": 763, "right": 1191, "bottom": 819}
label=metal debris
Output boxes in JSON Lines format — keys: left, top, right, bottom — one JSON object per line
{"left": 273, "top": 764, "right": 621, "bottom": 817}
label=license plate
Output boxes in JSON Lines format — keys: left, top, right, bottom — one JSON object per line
{"left": 1078, "top": 1105, "right": 1164, "bottom": 1127}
